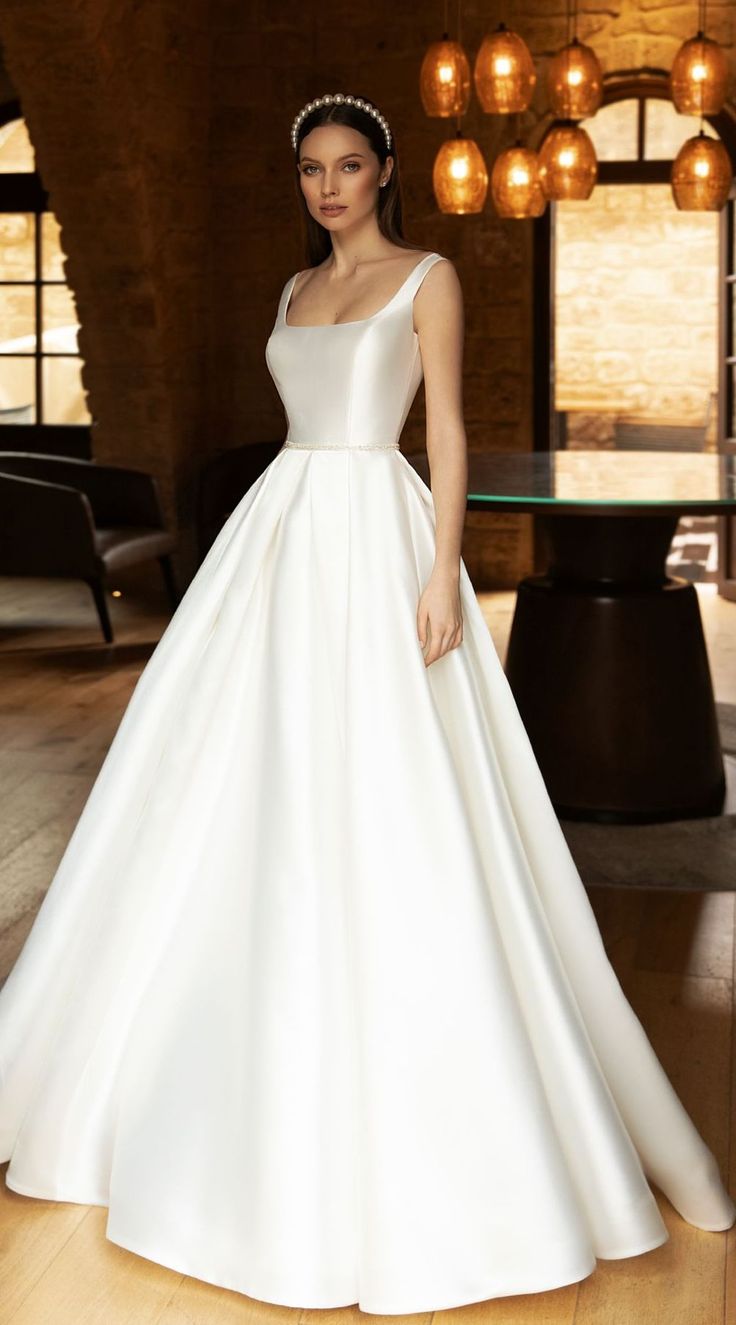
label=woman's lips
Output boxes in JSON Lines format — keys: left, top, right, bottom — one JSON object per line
{"left": 320, "top": 205, "right": 347, "bottom": 215}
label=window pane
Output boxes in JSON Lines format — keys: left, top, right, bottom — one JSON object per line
{"left": 582, "top": 98, "right": 639, "bottom": 161}
{"left": 645, "top": 98, "right": 719, "bottom": 158}
{"left": 0, "top": 285, "right": 35, "bottom": 351}
{"left": 0, "top": 119, "right": 35, "bottom": 173}
{"left": 41, "top": 213, "right": 67, "bottom": 281}
{"left": 42, "top": 285, "right": 80, "bottom": 352}
{"left": 42, "top": 355, "right": 90, "bottom": 424}
{"left": 0, "top": 213, "right": 35, "bottom": 280}
{"left": 0, "top": 358, "right": 35, "bottom": 422}
{"left": 554, "top": 183, "right": 719, "bottom": 447}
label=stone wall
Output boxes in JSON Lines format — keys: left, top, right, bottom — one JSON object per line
{"left": 0, "top": 1, "right": 733, "bottom": 583}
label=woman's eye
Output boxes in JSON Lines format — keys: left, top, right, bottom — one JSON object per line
{"left": 302, "top": 163, "right": 360, "bottom": 175}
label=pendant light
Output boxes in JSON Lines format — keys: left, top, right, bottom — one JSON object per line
{"left": 671, "top": 130, "right": 732, "bottom": 210}
{"left": 420, "top": 36, "right": 472, "bottom": 117}
{"left": 491, "top": 114, "right": 546, "bottom": 218}
{"left": 670, "top": 0, "right": 730, "bottom": 115}
{"left": 474, "top": 21, "right": 536, "bottom": 114}
{"left": 538, "top": 121, "right": 598, "bottom": 200}
{"left": 548, "top": 0, "right": 602, "bottom": 119}
{"left": 491, "top": 141, "right": 546, "bottom": 218}
{"left": 433, "top": 130, "right": 489, "bottom": 214}
{"left": 430, "top": 4, "right": 488, "bottom": 215}
{"left": 420, "top": 4, "right": 471, "bottom": 117}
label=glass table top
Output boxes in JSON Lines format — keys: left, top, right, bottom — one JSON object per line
{"left": 409, "top": 449, "right": 736, "bottom": 512}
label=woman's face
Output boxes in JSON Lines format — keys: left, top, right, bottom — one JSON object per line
{"left": 297, "top": 123, "right": 392, "bottom": 229}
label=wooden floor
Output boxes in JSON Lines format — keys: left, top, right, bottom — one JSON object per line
{"left": 0, "top": 569, "right": 735, "bottom": 1325}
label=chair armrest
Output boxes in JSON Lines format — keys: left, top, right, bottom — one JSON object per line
{"left": 0, "top": 453, "right": 165, "bottom": 528}
{"left": 0, "top": 471, "right": 98, "bottom": 577}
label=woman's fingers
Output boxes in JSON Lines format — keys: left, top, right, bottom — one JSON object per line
{"left": 422, "top": 618, "right": 464, "bottom": 666}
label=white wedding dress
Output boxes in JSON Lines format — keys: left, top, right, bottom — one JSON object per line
{"left": 0, "top": 250, "right": 733, "bottom": 1313}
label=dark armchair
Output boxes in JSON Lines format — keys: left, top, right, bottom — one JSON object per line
{"left": 0, "top": 452, "right": 180, "bottom": 643}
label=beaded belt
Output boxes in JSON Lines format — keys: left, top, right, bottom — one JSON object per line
{"left": 282, "top": 440, "right": 400, "bottom": 451}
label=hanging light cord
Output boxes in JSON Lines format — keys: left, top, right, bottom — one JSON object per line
{"left": 699, "top": 0, "right": 707, "bottom": 129}
{"left": 454, "top": 0, "right": 462, "bottom": 137}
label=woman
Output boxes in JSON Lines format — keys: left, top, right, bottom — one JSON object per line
{"left": 0, "top": 92, "right": 734, "bottom": 1314}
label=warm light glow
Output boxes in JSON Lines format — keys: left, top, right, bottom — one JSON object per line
{"left": 670, "top": 32, "right": 731, "bottom": 115}
{"left": 547, "top": 37, "right": 603, "bottom": 118}
{"left": 671, "top": 131, "right": 732, "bottom": 210}
{"left": 420, "top": 39, "right": 472, "bottom": 116}
{"left": 539, "top": 123, "right": 598, "bottom": 200}
{"left": 433, "top": 136, "right": 489, "bottom": 214}
{"left": 474, "top": 22, "right": 536, "bottom": 114}
{"left": 491, "top": 144, "right": 547, "bottom": 218}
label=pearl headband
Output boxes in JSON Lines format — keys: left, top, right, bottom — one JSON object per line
{"left": 291, "top": 93, "right": 392, "bottom": 153}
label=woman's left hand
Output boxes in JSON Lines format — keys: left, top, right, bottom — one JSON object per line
{"left": 417, "top": 570, "right": 463, "bottom": 667}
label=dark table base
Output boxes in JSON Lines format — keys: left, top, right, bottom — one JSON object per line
{"left": 504, "top": 515, "right": 726, "bottom": 824}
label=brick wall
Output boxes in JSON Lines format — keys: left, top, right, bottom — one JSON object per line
{"left": 0, "top": 1, "right": 733, "bottom": 584}
{"left": 0, "top": 2, "right": 211, "bottom": 570}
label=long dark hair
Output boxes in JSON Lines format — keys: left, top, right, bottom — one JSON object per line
{"left": 292, "top": 94, "right": 424, "bottom": 267}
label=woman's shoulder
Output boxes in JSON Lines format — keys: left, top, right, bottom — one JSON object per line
{"left": 412, "top": 249, "right": 458, "bottom": 283}
{"left": 413, "top": 250, "right": 463, "bottom": 325}
{"left": 404, "top": 246, "right": 452, "bottom": 267}
{"left": 413, "top": 249, "right": 459, "bottom": 284}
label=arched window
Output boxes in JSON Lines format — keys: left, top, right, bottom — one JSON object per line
{"left": 556, "top": 98, "right": 720, "bottom": 447}
{"left": 532, "top": 75, "right": 736, "bottom": 595}
{"left": 0, "top": 100, "right": 90, "bottom": 443}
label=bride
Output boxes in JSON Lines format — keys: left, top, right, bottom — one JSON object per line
{"left": 0, "top": 90, "right": 734, "bottom": 1315}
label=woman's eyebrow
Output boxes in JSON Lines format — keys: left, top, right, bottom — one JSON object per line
{"left": 299, "top": 152, "right": 367, "bottom": 164}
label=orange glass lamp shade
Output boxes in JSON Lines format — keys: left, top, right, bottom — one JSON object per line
{"left": 538, "top": 122, "right": 598, "bottom": 200}
{"left": 433, "top": 134, "right": 489, "bottom": 214}
{"left": 491, "top": 144, "right": 546, "bottom": 218}
{"left": 671, "top": 132, "right": 733, "bottom": 211}
{"left": 670, "top": 31, "right": 731, "bottom": 115}
{"left": 548, "top": 37, "right": 603, "bottom": 119}
{"left": 474, "top": 22, "right": 536, "bottom": 114}
{"left": 420, "top": 38, "right": 472, "bottom": 117}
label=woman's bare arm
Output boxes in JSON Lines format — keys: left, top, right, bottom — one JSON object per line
{"left": 412, "top": 258, "right": 468, "bottom": 665}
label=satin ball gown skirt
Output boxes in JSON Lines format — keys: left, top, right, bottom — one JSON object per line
{"left": 0, "top": 249, "right": 733, "bottom": 1312}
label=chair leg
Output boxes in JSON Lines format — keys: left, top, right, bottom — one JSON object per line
{"left": 85, "top": 577, "right": 114, "bottom": 643}
{"left": 158, "top": 554, "right": 180, "bottom": 610}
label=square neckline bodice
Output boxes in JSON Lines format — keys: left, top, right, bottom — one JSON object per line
{"left": 282, "top": 251, "right": 440, "bottom": 330}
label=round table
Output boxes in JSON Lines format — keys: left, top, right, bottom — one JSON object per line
{"left": 408, "top": 448, "right": 736, "bottom": 825}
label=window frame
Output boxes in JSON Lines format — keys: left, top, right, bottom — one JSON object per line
{"left": 0, "top": 98, "right": 91, "bottom": 456}
{"left": 532, "top": 72, "right": 736, "bottom": 452}
{"left": 531, "top": 71, "right": 736, "bottom": 598}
